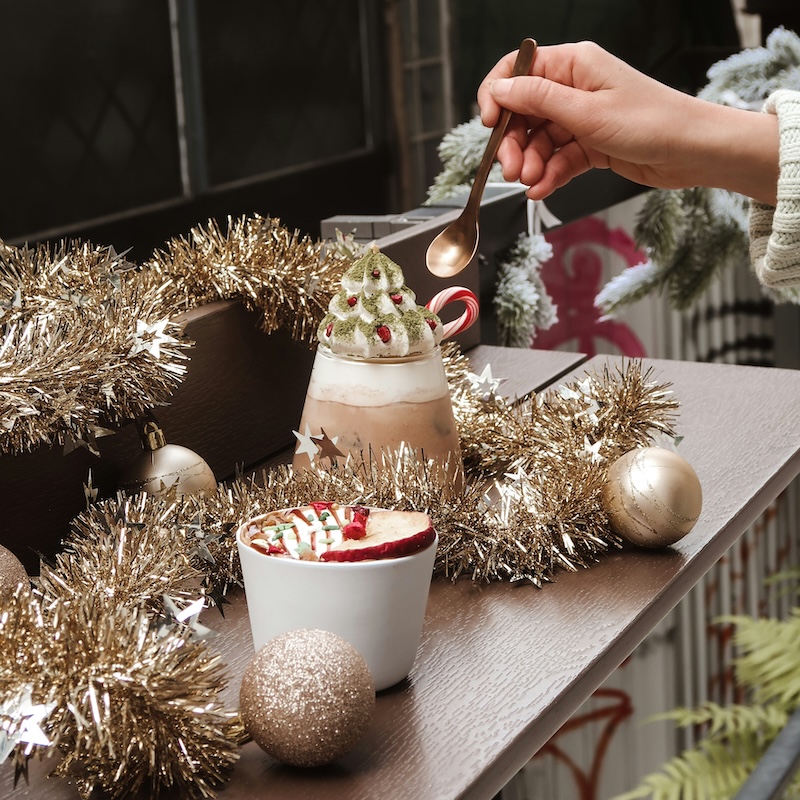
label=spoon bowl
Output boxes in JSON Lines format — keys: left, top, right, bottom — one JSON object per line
{"left": 426, "top": 216, "right": 479, "bottom": 278}
{"left": 425, "top": 38, "right": 537, "bottom": 278}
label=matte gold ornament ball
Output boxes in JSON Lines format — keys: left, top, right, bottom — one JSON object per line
{"left": 601, "top": 447, "right": 702, "bottom": 548}
{"left": 0, "top": 544, "right": 28, "bottom": 591}
{"left": 119, "top": 419, "right": 217, "bottom": 498}
{"left": 119, "top": 443, "right": 217, "bottom": 497}
{"left": 240, "top": 628, "right": 375, "bottom": 767}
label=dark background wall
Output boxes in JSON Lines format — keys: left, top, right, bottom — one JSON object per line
{"left": 1, "top": 1, "right": 392, "bottom": 260}
{"left": 450, "top": 0, "right": 742, "bottom": 122}
{"left": 1, "top": 0, "right": 795, "bottom": 261}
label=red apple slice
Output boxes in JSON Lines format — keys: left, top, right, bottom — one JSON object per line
{"left": 320, "top": 510, "right": 435, "bottom": 562}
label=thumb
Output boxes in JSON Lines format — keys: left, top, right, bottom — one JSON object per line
{"left": 490, "top": 76, "right": 582, "bottom": 125}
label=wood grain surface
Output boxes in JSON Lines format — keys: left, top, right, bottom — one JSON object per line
{"left": 7, "top": 352, "right": 800, "bottom": 800}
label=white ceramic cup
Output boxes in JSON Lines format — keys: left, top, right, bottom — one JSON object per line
{"left": 236, "top": 513, "right": 437, "bottom": 691}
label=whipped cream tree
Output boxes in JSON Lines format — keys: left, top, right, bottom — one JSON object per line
{"left": 318, "top": 244, "right": 443, "bottom": 359}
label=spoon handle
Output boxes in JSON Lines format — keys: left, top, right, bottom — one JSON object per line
{"left": 465, "top": 37, "right": 537, "bottom": 214}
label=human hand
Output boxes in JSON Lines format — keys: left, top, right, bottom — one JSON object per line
{"left": 476, "top": 41, "right": 777, "bottom": 204}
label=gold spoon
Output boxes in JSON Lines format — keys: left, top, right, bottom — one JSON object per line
{"left": 425, "top": 37, "right": 537, "bottom": 278}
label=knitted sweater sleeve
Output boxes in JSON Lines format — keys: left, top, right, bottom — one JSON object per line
{"left": 749, "top": 89, "right": 800, "bottom": 287}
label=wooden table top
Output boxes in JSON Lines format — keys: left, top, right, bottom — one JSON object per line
{"left": 7, "top": 350, "right": 800, "bottom": 800}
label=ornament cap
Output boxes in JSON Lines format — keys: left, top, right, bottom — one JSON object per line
{"left": 138, "top": 418, "right": 167, "bottom": 451}
{"left": 143, "top": 422, "right": 166, "bottom": 450}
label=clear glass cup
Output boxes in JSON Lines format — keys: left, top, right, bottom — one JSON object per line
{"left": 292, "top": 345, "right": 463, "bottom": 493}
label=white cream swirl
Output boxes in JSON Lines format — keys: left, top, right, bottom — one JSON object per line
{"left": 318, "top": 245, "right": 442, "bottom": 358}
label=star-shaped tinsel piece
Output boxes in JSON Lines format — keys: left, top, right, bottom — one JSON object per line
{"left": 316, "top": 428, "right": 345, "bottom": 460}
{"left": 159, "top": 595, "right": 217, "bottom": 642}
{"left": 128, "top": 319, "right": 176, "bottom": 359}
{"left": 467, "top": 363, "right": 504, "bottom": 399}
{"left": 0, "top": 685, "right": 56, "bottom": 762}
{"left": 182, "top": 513, "right": 220, "bottom": 565}
{"left": 292, "top": 423, "right": 322, "bottom": 462}
{"left": 558, "top": 384, "right": 582, "bottom": 401}
{"left": 582, "top": 435, "right": 604, "bottom": 464}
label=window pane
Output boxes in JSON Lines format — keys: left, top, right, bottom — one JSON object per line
{"left": 197, "top": 0, "right": 368, "bottom": 186}
{"left": 0, "top": 1, "right": 181, "bottom": 241}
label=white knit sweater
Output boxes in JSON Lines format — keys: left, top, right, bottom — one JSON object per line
{"left": 749, "top": 89, "right": 800, "bottom": 287}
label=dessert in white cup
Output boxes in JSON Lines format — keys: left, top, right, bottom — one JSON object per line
{"left": 236, "top": 502, "right": 437, "bottom": 691}
{"left": 292, "top": 245, "right": 466, "bottom": 493}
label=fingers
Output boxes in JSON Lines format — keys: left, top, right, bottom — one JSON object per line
{"left": 526, "top": 140, "right": 595, "bottom": 200}
{"left": 478, "top": 41, "right": 607, "bottom": 127}
{"left": 496, "top": 121, "right": 574, "bottom": 187}
{"left": 496, "top": 137, "right": 524, "bottom": 182}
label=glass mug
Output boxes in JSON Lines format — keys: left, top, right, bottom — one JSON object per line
{"left": 292, "top": 287, "right": 478, "bottom": 495}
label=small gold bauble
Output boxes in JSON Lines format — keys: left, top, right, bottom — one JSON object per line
{"left": 0, "top": 544, "right": 29, "bottom": 591}
{"left": 240, "top": 628, "right": 375, "bottom": 767}
{"left": 602, "top": 447, "right": 702, "bottom": 548}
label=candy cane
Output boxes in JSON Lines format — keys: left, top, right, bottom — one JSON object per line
{"left": 425, "top": 287, "right": 480, "bottom": 339}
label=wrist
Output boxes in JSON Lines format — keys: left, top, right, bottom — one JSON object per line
{"left": 694, "top": 99, "right": 779, "bottom": 206}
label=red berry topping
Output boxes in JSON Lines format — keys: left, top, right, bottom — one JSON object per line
{"left": 352, "top": 507, "right": 371, "bottom": 523}
{"left": 347, "top": 296, "right": 357, "bottom": 307}
{"left": 310, "top": 501, "right": 334, "bottom": 514}
{"left": 426, "top": 317, "right": 438, "bottom": 330}
{"left": 376, "top": 325, "right": 391, "bottom": 343}
{"left": 390, "top": 293, "right": 403, "bottom": 304}
{"left": 371, "top": 269, "right": 380, "bottom": 278}
{"left": 343, "top": 520, "right": 367, "bottom": 540}
{"left": 325, "top": 322, "right": 333, "bottom": 337}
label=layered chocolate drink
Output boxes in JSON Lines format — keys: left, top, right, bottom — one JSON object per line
{"left": 292, "top": 245, "right": 463, "bottom": 491}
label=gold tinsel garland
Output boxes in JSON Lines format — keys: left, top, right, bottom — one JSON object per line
{"left": 34, "top": 352, "right": 677, "bottom": 597}
{"left": 1, "top": 585, "right": 242, "bottom": 799}
{"left": 0, "top": 216, "right": 349, "bottom": 456}
{"left": 146, "top": 214, "right": 349, "bottom": 343}
{"left": 0, "top": 240, "right": 191, "bottom": 455}
{"left": 0, "top": 216, "right": 680, "bottom": 796}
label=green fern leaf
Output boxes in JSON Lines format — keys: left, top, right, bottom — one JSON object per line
{"left": 726, "top": 611, "right": 800, "bottom": 706}
{"left": 610, "top": 739, "right": 756, "bottom": 800}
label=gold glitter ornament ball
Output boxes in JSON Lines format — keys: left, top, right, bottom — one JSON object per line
{"left": 0, "top": 545, "right": 28, "bottom": 591}
{"left": 602, "top": 447, "right": 702, "bottom": 548}
{"left": 240, "top": 628, "right": 375, "bottom": 767}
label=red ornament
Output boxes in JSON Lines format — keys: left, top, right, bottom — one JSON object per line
{"left": 376, "top": 325, "right": 391, "bottom": 343}
{"left": 325, "top": 322, "right": 333, "bottom": 337}
{"left": 426, "top": 318, "right": 437, "bottom": 331}
{"left": 390, "top": 293, "right": 402, "bottom": 304}
{"left": 371, "top": 269, "right": 380, "bottom": 278}
{"left": 347, "top": 296, "right": 357, "bottom": 307}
